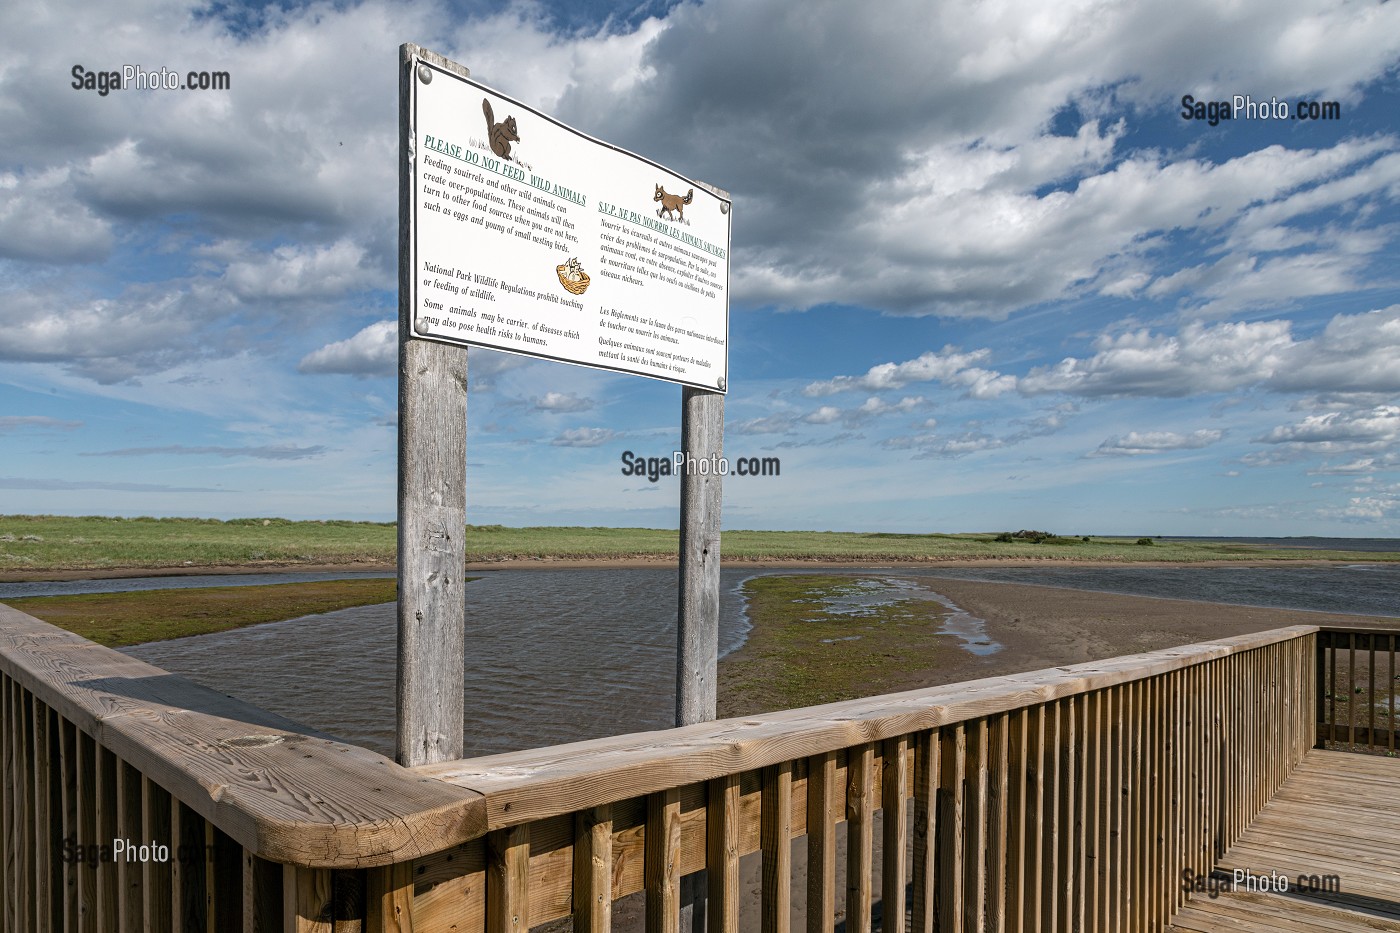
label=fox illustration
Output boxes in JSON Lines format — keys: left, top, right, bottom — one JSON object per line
{"left": 654, "top": 184, "right": 693, "bottom": 221}
{"left": 483, "top": 98, "right": 519, "bottom": 160}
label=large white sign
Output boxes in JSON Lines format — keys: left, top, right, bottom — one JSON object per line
{"left": 409, "top": 55, "right": 731, "bottom": 391}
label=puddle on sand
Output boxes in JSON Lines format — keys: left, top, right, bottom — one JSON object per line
{"left": 811, "top": 577, "right": 1002, "bottom": 656}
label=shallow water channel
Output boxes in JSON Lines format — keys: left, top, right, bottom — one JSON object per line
{"left": 119, "top": 568, "right": 993, "bottom": 759}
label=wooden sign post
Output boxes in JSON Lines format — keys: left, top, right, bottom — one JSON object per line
{"left": 397, "top": 44, "right": 471, "bottom": 767}
{"left": 676, "top": 384, "right": 724, "bottom": 725}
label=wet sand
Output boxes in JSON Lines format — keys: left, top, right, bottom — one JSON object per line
{"left": 718, "top": 575, "right": 1400, "bottom": 717}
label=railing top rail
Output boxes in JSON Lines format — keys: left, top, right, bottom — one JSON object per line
{"left": 1316, "top": 623, "right": 1400, "bottom": 635}
{"left": 0, "top": 602, "right": 486, "bottom": 869}
{"left": 420, "top": 624, "right": 1319, "bottom": 831}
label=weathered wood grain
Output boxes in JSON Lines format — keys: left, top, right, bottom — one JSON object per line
{"left": 284, "top": 865, "right": 333, "bottom": 933}
{"left": 806, "top": 751, "right": 836, "bottom": 933}
{"left": 396, "top": 41, "right": 469, "bottom": 769}
{"left": 367, "top": 861, "right": 416, "bottom": 933}
{"left": 142, "top": 776, "right": 174, "bottom": 933}
{"left": 486, "top": 826, "right": 529, "bottom": 933}
{"left": 706, "top": 774, "right": 740, "bottom": 933}
{"left": 572, "top": 806, "right": 611, "bottom": 933}
{"left": 676, "top": 384, "right": 724, "bottom": 728}
{"left": 645, "top": 789, "right": 682, "bottom": 933}
{"left": 845, "top": 743, "right": 873, "bottom": 933}
{"left": 760, "top": 762, "right": 791, "bottom": 933}
{"left": 880, "top": 735, "right": 908, "bottom": 933}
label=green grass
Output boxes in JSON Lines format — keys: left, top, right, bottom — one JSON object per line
{"left": 1, "top": 515, "right": 1395, "bottom": 573}
{"left": 0, "top": 515, "right": 396, "bottom": 571}
{"left": 718, "top": 574, "right": 955, "bottom": 716}
{"left": 6, "top": 578, "right": 401, "bottom": 647}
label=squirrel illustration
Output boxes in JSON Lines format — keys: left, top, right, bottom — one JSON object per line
{"left": 654, "top": 184, "right": 693, "bottom": 221}
{"left": 483, "top": 98, "right": 520, "bottom": 160}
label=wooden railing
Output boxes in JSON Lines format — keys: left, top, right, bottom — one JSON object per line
{"left": 0, "top": 603, "right": 487, "bottom": 932}
{"left": 1316, "top": 626, "right": 1400, "bottom": 753}
{"left": 1, "top": 601, "right": 1318, "bottom": 933}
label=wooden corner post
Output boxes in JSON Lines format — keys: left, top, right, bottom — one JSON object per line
{"left": 397, "top": 42, "right": 468, "bottom": 767}
{"left": 677, "top": 383, "right": 723, "bottom": 933}
{"left": 676, "top": 385, "right": 724, "bottom": 727}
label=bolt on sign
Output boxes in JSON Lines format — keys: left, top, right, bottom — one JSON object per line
{"left": 409, "top": 53, "right": 731, "bottom": 392}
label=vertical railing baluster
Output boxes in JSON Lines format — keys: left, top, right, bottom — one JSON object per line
{"left": 1127, "top": 681, "right": 1142, "bottom": 933}
{"left": 1055, "top": 699, "right": 1075, "bottom": 933}
{"left": 1005, "top": 710, "right": 1028, "bottom": 933}
{"left": 964, "top": 722, "right": 987, "bottom": 933}
{"left": 1368, "top": 634, "right": 1377, "bottom": 750}
{"left": 1391, "top": 634, "right": 1397, "bottom": 755}
{"left": 115, "top": 761, "right": 142, "bottom": 932}
{"left": 282, "top": 866, "right": 333, "bottom": 933}
{"left": 59, "top": 717, "right": 78, "bottom": 933}
{"left": 1040, "top": 704, "right": 1059, "bottom": 933}
{"left": 1328, "top": 632, "right": 1337, "bottom": 747}
{"left": 73, "top": 725, "right": 94, "bottom": 933}
{"left": 95, "top": 743, "right": 118, "bottom": 931}
{"left": 646, "top": 789, "right": 681, "bottom": 933}
{"left": 142, "top": 778, "right": 173, "bottom": 933}
{"left": 806, "top": 752, "right": 836, "bottom": 933}
{"left": 242, "top": 850, "right": 282, "bottom": 932}
{"left": 1108, "top": 686, "right": 1124, "bottom": 933}
{"left": 2, "top": 675, "right": 15, "bottom": 933}
{"left": 367, "top": 862, "right": 416, "bottom": 933}
{"left": 19, "top": 685, "right": 37, "bottom": 933}
{"left": 487, "top": 825, "right": 530, "bottom": 933}
{"left": 937, "top": 723, "right": 966, "bottom": 933}
{"left": 987, "top": 716, "right": 1009, "bottom": 933}
{"left": 1026, "top": 707, "right": 1045, "bottom": 933}
{"left": 760, "top": 763, "right": 791, "bottom": 933}
{"left": 708, "top": 774, "right": 740, "bottom": 933}
{"left": 880, "top": 737, "right": 907, "bottom": 933}
{"left": 574, "top": 805, "right": 613, "bottom": 933}
{"left": 1348, "top": 633, "right": 1356, "bottom": 748}
{"left": 36, "top": 701, "right": 59, "bottom": 933}
{"left": 1087, "top": 692, "right": 1105, "bottom": 933}
{"left": 1314, "top": 631, "right": 1327, "bottom": 749}
{"left": 1073, "top": 698, "right": 1088, "bottom": 933}
{"left": 910, "top": 731, "right": 938, "bottom": 933}
{"left": 846, "top": 744, "right": 874, "bottom": 933}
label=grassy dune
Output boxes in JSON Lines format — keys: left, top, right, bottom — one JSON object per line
{"left": 1, "top": 514, "right": 1395, "bottom": 574}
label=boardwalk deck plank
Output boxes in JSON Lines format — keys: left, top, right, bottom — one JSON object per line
{"left": 1167, "top": 749, "right": 1400, "bottom": 933}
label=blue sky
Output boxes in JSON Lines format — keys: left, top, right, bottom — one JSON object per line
{"left": 2, "top": 0, "right": 1399, "bottom": 535}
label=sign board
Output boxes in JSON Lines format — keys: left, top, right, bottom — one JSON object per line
{"left": 409, "top": 55, "right": 731, "bottom": 391}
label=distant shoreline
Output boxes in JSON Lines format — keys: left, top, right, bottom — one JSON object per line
{"left": 0, "top": 553, "right": 1383, "bottom": 584}
{"left": 3, "top": 516, "right": 1395, "bottom": 577}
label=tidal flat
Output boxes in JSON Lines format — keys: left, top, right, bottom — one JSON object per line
{"left": 718, "top": 574, "right": 993, "bottom": 715}
{"left": 5, "top": 578, "right": 401, "bottom": 647}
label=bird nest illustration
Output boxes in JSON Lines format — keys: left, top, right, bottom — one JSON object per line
{"left": 556, "top": 258, "right": 590, "bottom": 295}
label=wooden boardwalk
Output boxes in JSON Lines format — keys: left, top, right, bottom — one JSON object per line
{"left": 1169, "top": 749, "right": 1400, "bottom": 932}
